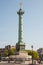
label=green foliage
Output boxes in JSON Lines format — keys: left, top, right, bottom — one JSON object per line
{"left": 32, "top": 51, "right": 39, "bottom": 59}
{"left": 26, "top": 50, "right": 39, "bottom": 59}
{"left": 4, "top": 51, "right": 8, "bottom": 57}
{"left": 26, "top": 50, "right": 32, "bottom": 55}
{"left": 4, "top": 47, "right": 16, "bottom": 57}
{"left": 8, "top": 48, "right": 16, "bottom": 56}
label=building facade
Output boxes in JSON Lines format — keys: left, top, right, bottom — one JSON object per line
{"left": 37, "top": 48, "right": 43, "bottom": 60}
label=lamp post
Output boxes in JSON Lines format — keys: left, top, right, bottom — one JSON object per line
{"left": 40, "top": 53, "right": 41, "bottom": 64}
{"left": 31, "top": 45, "right": 33, "bottom": 65}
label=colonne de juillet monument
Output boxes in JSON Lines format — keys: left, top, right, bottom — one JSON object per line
{"left": 14, "top": 2, "right": 31, "bottom": 64}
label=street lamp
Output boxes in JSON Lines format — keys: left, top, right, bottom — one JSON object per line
{"left": 31, "top": 45, "right": 33, "bottom": 65}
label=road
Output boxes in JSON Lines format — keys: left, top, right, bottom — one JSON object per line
{"left": 0, "top": 63, "right": 43, "bottom": 65}
{"left": 0, "top": 61, "right": 43, "bottom": 65}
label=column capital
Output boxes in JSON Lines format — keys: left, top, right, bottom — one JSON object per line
{"left": 17, "top": 8, "right": 24, "bottom": 15}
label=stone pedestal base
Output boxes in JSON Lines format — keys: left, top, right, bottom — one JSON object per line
{"left": 14, "top": 51, "right": 32, "bottom": 64}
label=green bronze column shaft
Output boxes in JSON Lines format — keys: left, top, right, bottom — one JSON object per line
{"left": 17, "top": 8, "right": 24, "bottom": 43}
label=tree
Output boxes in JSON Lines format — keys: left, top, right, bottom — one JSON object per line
{"left": 32, "top": 51, "right": 39, "bottom": 59}
{"left": 4, "top": 47, "right": 16, "bottom": 57}
{"left": 8, "top": 48, "right": 16, "bottom": 56}
{"left": 4, "top": 51, "right": 8, "bottom": 57}
{"left": 26, "top": 50, "right": 39, "bottom": 59}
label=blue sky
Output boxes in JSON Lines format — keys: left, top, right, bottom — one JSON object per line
{"left": 0, "top": 0, "right": 43, "bottom": 50}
